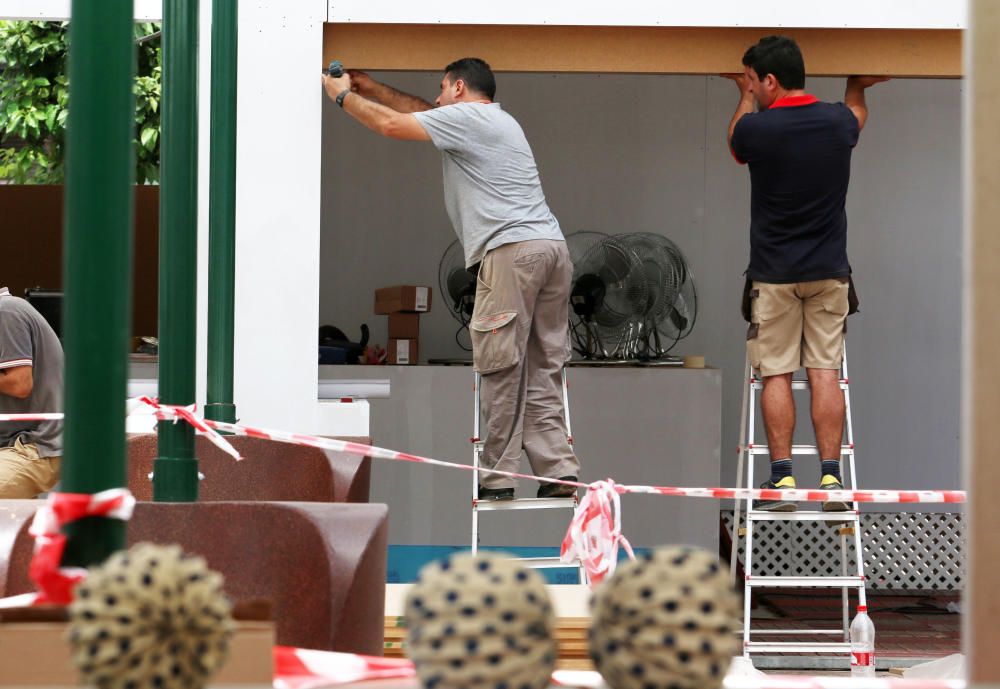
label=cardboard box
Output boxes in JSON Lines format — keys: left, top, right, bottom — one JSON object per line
{"left": 388, "top": 338, "right": 419, "bottom": 365}
{"left": 388, "top": 313, "right": 421, "bottom": 339}
{"left": 375, "top": 285, "right": 432, "bottom": 314}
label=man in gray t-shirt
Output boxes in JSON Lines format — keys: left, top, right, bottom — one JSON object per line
{"left": 324, "top": 57, "right": 581, "bottom": 500}
{"left": 413, "top": 101, "right": 564, "bottom": 269}
{"left": 0, "top": 287, "right": 63, "bottom": 498}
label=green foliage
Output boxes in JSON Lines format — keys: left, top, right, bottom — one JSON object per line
{"left": 0, "top": 20, "right": 161, "bottom": 184}
{"left": 133, "top": 22, "right": 161, "bottom": 184}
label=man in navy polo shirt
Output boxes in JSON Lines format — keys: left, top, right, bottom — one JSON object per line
{"left": 726, "top": 36, "right": 886, "bottom": 512}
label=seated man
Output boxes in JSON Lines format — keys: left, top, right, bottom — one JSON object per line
{"left": 0, "top": 287, "right": 63, "bottom": 498}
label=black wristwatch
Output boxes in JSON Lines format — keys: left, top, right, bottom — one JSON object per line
{"left": 335, "top": 89, "right": 351, "bottom": 108}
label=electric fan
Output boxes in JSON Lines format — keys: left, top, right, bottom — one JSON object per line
{"left": 438, "top": 239, "right": 477, "bottom": 351}
{"left": 568, "top": 235, "right": 648, "bottom": 360}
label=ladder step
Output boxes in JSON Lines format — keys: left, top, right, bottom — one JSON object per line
{"left": 512, "top": 556, "right": 581, "bottom": 569}
{"left": 744, "top": 641, "right": 852, "bottom": 654}
{"left": 750, "top": 379, "right": 848, "bottom": 391}
{"left": 746, "top": 444, "right": 853, "bottom": 455}
{"left": 474, "top": 497, "right": 579, "bottom": 511}
{"left": 746, "top": 576, "right": 864, "bottom": 588}
{"left": 749, "top": 629, "right": 845, "bottom": 636}
{"left": 747, "top": 510, "right": 859, "bottom": 521}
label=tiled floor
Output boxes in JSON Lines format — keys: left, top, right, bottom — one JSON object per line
{"left": 752, "top": 590, "right": 961, "bottom": 660}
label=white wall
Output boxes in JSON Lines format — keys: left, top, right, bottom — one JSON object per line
{"left": 327, "top": 1, "right": 966, "bottom": 29}
{"left": 320, "top": 72, "right": 963, "bottom": 502}
{"left": 0, "top": 0, "right": 162, "bottom": 21}
{"left": 0, "top": 0, "right": 333, "bottom": 434}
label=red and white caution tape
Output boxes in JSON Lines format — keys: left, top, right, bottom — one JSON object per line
{"left": 621, "top": 484, "right": 966, "bottom": 505}
{"left": 135, "top": 396, "right": 244, "bottom": 462}
{"left": 560, "top": 479, "right": 635, "bottom": 585}
{"left": 0, "top": 403, "right": 970, "bottom": 505}
{"left": 0, "top": 399, "right": 243, "bottom": 462}
{"left": 273, "top": 646, "right": 415, "bottom": 689}
{"left": 0, "top": 488, "right": 135, "bottom": 609}
{"left": 0, "top": 412, "right": 65, "bottom": 421}
{"left": 137, "top": 401, "right": 968, "bottom": 506}
{"left": 150, "top": 405, "right": 589, "bottom": 495}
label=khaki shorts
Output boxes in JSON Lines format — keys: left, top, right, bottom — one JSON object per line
{"left": 0, "top": 437, "right": 61, "bottom": 499}
{"left": 747, "top": 278, "right": 849, "bottom": 377}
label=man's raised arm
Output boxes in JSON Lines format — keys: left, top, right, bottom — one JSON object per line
{"left": 323, "top": 73, "right": 431, "bottom": 141}
{"left": 723, "top": 73, "right": 755, "bottom": 162}
{"left": 845, "top": 75, "right": 889, "bottom": 132}
{"left": 349, "top": 70, "right": 434, "bottom": 113}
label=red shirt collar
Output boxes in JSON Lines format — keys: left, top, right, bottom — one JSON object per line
{"left": 769, "top": 94, "right": 819, "bottom": 109}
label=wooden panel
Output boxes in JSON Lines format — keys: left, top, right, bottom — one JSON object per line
{"left": 968, "top": 1, "right": 1000, "bottom": 683}
{"left": 0, "top": 619, "right": 272, "bottom": 686}
{"left": 0, "top": 185, "right": 159, "bottom": 338}
{"left": 324, "top": 24, "right": 962, "bottom": 77}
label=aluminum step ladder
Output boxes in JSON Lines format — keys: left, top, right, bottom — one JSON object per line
{"left": 730, "top": 345, "right": 866, "bottom": 659}
{"left": 471, "top": 368, "right": 587, "bottom": 584}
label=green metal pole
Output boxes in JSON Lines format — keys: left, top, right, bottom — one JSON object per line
{"left": 155, "top": 0, "right": 200, "bottom": 501}
{"left": 61, "top": 0, "right": 134, "bottom": 565}
{"left": 205, "top": 0, "right": 238, "bottom": 424}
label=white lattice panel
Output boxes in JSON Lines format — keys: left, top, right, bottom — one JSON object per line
{"left": 722, "top": 511, "right": 964, "bottom": 590}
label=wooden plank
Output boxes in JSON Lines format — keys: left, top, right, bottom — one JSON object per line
{"left": 0, "top": 619, "right": 273, "bottom": 686}
{"left": 385, "top": 616, "right": 596, "bottom": 661}
{"left": 324, "top": 24, "right": 962, "bottom": 77}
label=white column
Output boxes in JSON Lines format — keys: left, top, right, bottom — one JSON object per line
{"left": 231, "top": 0, "right": 327, "bottom": 431}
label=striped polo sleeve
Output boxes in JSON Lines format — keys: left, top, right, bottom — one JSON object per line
{"left": 0, "top": 308, "right": 33, "bottom": 369}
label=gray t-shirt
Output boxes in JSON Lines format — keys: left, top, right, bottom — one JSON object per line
{"left": 413, "top": 102, "right": 564, "bottom": 268}
{"left": 0, "top": 288, "right": 63, "bottom": 457}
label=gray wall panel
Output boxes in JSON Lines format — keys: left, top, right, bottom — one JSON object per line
{"left": 321, "top": 365, "right": 721, "bottom": 550}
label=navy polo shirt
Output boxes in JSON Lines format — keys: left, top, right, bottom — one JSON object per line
{"left": 731, "top": 94, "right": 860, "bottom": 284}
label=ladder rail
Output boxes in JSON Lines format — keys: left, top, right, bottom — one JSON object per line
{"left": 843, "top": 345, "right": 868, "bottom": 610}
{"left": 743, "top": 358, "right": 758, "bottom": 658}
{"left": 730, "top": 355, "right": 751, "bottom": 584}
{"left": 841, "top": 529, "right": 850, "bottom": 640}
{"left": 562, "top": 366, "right": 588, "bottom": 585}
{"left": 472, "top": 372, "right": 482, "bottom": 555}
{"left": 561, "top": 367, "right": 573, "bottom": 446}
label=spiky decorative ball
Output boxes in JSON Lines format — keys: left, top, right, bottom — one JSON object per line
{"left": 589, "top": 547, "right": 740, "bottom": 689}
{"left": 405, "top": 553, "right": 557, "bottom": 689}
{"left": 67, "top": 543, "right": 235, "bottom": 689}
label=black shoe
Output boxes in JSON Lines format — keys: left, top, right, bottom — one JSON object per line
{"left": 537, "top": 477, "right": 579, "bottom": 499}
{"left": 752, "top": 477, "right": 797, "bottom": 512}
{"left": 477, "top": 486, "right": 514, "bottom": 501}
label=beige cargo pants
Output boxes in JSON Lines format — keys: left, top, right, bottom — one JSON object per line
{"left": 471, "top": 239, "right": 581, "bottom": 489}
{"left": 0, "top": 437, "right": 61, "bottom": 498}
